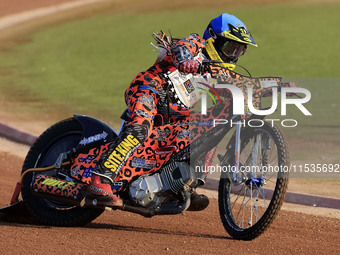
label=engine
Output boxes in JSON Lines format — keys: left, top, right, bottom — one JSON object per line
{"left": 129, "top": 162, "right": 197, "bottom": 208}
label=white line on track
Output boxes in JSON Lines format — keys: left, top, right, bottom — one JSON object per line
{"left": 0, "top": 0, "right": 111, "bottom": 31}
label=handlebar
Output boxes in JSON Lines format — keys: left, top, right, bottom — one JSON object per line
{"left": 199, "top": 59, "right": 301, "bottom": 98}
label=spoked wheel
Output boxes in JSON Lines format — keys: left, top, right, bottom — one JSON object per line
{"left": 21, "top": 117, "right": 104, "bottom": 226}
{"left": 218, "top": 121, "right": 289, "bottom": 240}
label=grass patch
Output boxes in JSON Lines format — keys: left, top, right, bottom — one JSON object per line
{"left": 0, "top": 3, "right": 339, "bottom": 133}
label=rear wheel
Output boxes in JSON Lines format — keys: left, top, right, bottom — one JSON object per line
{"left": 21, "top": 117, "right": 104, "bottom": 226}
{"left": 218, "top": 121, "right": 289, "bottom": 240}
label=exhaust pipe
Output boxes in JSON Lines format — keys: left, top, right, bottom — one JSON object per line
{"left": 122, "top": 204, "right": 154, "bottom": 217}
{"left": 83, "top": 194, "right": 191, "bottom": 218}
{"left": 32, "top": 174, "right": 192, "bottom": 218}
{"left": 31, "top": 174, "right": 87, "bottom": 206}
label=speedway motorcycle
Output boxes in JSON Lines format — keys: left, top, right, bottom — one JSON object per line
{"left": 7, "top": 63, "right": 289, "bottom": 240}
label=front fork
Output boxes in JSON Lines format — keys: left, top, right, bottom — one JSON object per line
{"left": 232, "top": 120, "right": 243, "bottom": 184}
{"left": 231, "top": 120, "right": 263, "bottom": 186}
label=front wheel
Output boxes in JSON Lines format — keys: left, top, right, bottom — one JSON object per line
{"left": 218, "top": 121, "right": 289, "bottom": 240}
{"left": 21, "top": 117, "right": 104, "bottom": 226}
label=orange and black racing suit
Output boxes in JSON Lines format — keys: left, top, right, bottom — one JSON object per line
{"left": 93, "top": 34, "right": 206, "bottom": 183}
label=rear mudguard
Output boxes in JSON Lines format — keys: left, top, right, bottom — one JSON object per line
{"left": 65, "top": 115, "right": 120, "bottom": 183}
{"left": 74, "top": 114, "right": 118, "bottom": 149}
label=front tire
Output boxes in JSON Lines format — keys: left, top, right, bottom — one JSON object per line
{"left": 21, "top": 117, "right": 104, "bottom": 226}
{"left": 218, "top": 121, "right": 289, "bottom": 240}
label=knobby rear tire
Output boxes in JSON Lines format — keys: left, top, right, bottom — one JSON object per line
{"left": 21, "top": 117, "right": 104, "bottom": 226}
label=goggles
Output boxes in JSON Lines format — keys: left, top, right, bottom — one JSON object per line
{"left": 219, "top": 40, "right": 247, "bottom": 63}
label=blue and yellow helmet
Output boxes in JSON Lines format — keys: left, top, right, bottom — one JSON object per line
{"left": 203, "top": 13, "right": 257, "bottom": 70}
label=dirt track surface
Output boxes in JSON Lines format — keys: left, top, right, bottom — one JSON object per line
{"left": 1, "top": 202, "right": 339, "bottom": 255}
{"left": 1, "top": 148, "right": 340, "bottom": 254}
{"left": 0, "top": 0, "right": 340, "bottom": 254}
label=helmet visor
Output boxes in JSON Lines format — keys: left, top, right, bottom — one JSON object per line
{"left": 220, "top": 40, "right": 247, "bottom": 63}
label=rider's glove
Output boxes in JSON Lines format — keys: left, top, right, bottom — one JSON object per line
{"left": 280, "top": 81, "right": 297, "bottom": 89}
{"left": 179, "top": 60, "right": 200, "bottom": 75}
{"left": 280, "top": 81, "right": 297, "bottom": 97}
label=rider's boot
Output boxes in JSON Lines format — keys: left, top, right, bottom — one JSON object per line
{"left": 87, "top": 124, "right": 148, "bottom": 207}
{"left": 87, "top": 173, "right": 123, "bottom": 206}
{"left": 187, "top": 190, "right": 210, "bottom": 211}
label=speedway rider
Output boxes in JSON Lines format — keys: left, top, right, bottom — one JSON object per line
{"left": 88, "top": 13, "right": 257, "bottom": 210}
